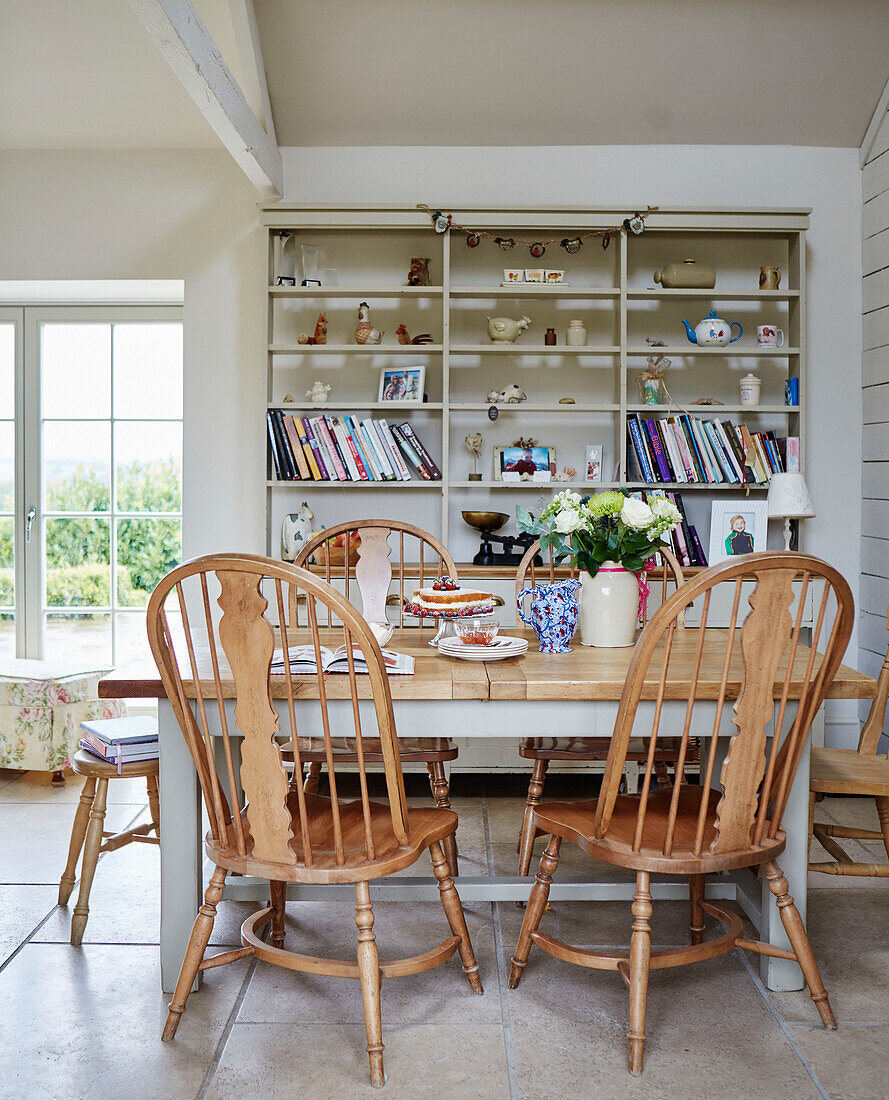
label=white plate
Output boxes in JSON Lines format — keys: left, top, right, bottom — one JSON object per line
{"left": 437, "top": 636, "right": 528, "bottom": 661}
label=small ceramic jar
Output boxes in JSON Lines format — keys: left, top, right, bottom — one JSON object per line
{"left": 739, "top": 372, "right": 762, "bottom": 406}
{"left": 544, "top": 327, "right": 557, "bottom": 346}
{"left": 566, "top": 319, "right": 587, "bottom": 346}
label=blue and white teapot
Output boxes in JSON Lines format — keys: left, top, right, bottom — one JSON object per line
{"left": 681, "top": 310, "right": 742, "bottom": 346}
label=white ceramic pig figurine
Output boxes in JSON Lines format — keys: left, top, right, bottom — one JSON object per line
{"left": 487, "top": 315, "right": 532, "bottom": 343}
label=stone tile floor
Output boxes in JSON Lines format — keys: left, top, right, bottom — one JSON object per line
{"left": 0, "top": 766, "right": 887, "bottom": 1099}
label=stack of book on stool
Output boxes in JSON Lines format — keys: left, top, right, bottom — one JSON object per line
{"left": 79, "top": 716, "right": 159, "bottom": 774}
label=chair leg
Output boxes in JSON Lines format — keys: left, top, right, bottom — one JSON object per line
{"left": 270, "top": 880, "right": 286, "bottom": 949}
{"left": 303, "top": 761, "right": 322, "bottom": 794}
{"left": 58, "top": 776, "right": 97, "bottom": 905}
{"left": 875, "top": 795, "right": 889, "bottom": 863}
{"left": 517, "top": 758, "right": 548, "bottom": 876}
{"left": 428, "top": 761, "right": 459, "bottom": 877}
{"left": 162, "top": 865, "right": 227, "bottom": 1041}
{"left": 764, "top": 861, "right": 836, "bottom": 1029}
{"left": 147, "top": 773, "right": 160, "bottom": 837}
{"left": 654, "top": 761, "right": 672, "bottom": 789}
{"left": 71, "top": 777, "right": 108, "bottom": 945}
{"left": 628, "top": 870, "right": 653, "bottom": 1076}
{"left": 508, "top": 834, "right": 561, "bottom": 989}
{"left": 355, "top": 880, "right": 385, "bottom": 1088}
{"left": 689, "top": 874, "right": 705, "bottom": 946}
{"left": 429, "top": 840, "right": 483, "bottom": 994}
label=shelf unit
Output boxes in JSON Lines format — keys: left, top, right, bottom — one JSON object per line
{"left": 261, "top": 205, "right": 808, "bottom": 563}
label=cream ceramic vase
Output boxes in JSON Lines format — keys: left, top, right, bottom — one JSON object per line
{"left": 578, "top": 561, "right": 639, "bottom": 647}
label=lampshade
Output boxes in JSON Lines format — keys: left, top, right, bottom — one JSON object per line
{"left": 767, "top": 473, "right": 815, "bottom": 519}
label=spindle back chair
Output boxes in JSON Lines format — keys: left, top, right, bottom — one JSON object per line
{"left": 292, "top": 520, "right": 462, "bottom": 876}
{"left": 294, "top": 519, "right": 458, "bottom": 629}
{"left": 146, "top": 554, "right": 481, "bottom": 1088}
{"left": 809, "top": 606, "right": 889, "bottom": 877}
{"left": 513, "top": 539, "right": 689, "bottom": 875}
{"left": 509, "top": 552, "right": 854, "bottom": 1075}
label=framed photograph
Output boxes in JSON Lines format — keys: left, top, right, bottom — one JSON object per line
{"left": 494, "top": 445, "right": 555, "bottom": 482}
{"left": 585, "top": 444, "right": 604, "bottom": 483}
{"left": 378, "top": 365, "right": 425, "bottom": 404}
{"left": 708, "top": 499, "right": 768, "bottom": 564}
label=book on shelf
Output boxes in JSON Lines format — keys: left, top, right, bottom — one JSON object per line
{"left": 271, "top": 643, "right": 414, "bottom": 676}
{"left": 626, "top": 412, "right": 796, "bottom": 487}
{"left": 267, "top": 411, "right": 441, "bottom": 483}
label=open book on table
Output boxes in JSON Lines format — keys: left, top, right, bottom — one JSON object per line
{"left": 270, "top": 643, "right": 414, "bottom": 676}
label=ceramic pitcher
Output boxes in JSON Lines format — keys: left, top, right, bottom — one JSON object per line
{"left": 516, "top": 578, "right": 582, "bottom": 653}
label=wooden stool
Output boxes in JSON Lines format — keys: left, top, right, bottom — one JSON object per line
{"left": 58, "top": 748, "right": 160, "bottom": 945}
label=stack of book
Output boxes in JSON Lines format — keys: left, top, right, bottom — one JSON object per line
{"left": 268, "top": 411, "right": 441, "bottom": 482}
{"left": 627, "top": 412, "right": 799, "bottom": 486}
{"left": 80, "top": 716, "right": 159, "bottom": 773}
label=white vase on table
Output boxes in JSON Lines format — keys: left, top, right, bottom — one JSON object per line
{"left": 578, "top": 561, "right": 639, "bottom": 647}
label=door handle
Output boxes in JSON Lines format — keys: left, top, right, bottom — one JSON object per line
{"left": 25, "top": 506, "right": 35, "bottom": 544}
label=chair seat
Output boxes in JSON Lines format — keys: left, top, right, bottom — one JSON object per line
{"left": 207, "top": 791, "right": 457, "bottom": 883}
{"left": 72, "top": 747, "right": 159, "bottom": 780}
{"left": 532, "top": 785, "right": 785, "bottom": 875}
{"left": 282, "top": 736, "right": 457, "bottom": 763}
{"left": 810, "top": 746, "right": 889, "bottom": 796}
{"left": 519, "top": 736, "right": 696, "bottom": 763}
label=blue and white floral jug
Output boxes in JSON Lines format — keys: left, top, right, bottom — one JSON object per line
{"left": 516, "top": 578, "right": 582, "bottom": 653}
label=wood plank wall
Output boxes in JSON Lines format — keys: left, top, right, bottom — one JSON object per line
{"left": 862, "top": 117, "right": 889, "bottom": 730}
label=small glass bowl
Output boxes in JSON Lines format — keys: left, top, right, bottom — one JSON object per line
{"left": 454, "top": 619, "right": 500, "bottom": 646}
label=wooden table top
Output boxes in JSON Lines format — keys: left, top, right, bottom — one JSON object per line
{"left": 100, "top": 627, "right": 876, "bottom": 703}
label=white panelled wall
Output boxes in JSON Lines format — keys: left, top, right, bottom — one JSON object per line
{"left": 862, "top": 118, "right": 889, "bottom": 737}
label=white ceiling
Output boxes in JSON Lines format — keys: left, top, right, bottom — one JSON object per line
{"left": 0, "top": 0, "right": 216, "bottom": 148}
{"left": 255, "top": 0, "right": 889, "bottom": 148}
{"left": 2, "top": 0, "right": 889, "bottom": 151}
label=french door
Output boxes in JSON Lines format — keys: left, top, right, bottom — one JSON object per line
{"left": 0, "top": 306, "right": 183, "bottom": 664}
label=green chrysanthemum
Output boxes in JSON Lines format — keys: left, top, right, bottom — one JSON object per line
{"left": 584, "top": 490, "right": 625, "bottom": 518}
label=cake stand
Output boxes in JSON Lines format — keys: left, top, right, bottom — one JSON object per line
{"left": 402, "top": 606, "right": 496, "bottom": 647}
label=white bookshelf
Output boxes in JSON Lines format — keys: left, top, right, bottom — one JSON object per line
{"left": 261, "top": 205, "right": 808, "bottom": 563}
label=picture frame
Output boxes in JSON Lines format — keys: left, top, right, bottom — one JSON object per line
{"left": 585, "top": 444, "right": 604, "bottom": 483}
{"left": 494, "top": 445, "right": 555, "bottom": 482}
{"left": 708, "top": 499, "right": 768, "bottom": 564}
{"left": 377, "top": 365, "right": 425, "bottom": 405}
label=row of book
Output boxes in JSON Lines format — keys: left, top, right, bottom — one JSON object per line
{"left": 640, "top": 489, "right": 707, "bottom": 568}
{"left": 627, "top": 412, "right": 799, "bottom": 487}
{"left": 268, "top": 411, "right": 442, "bottom": 482}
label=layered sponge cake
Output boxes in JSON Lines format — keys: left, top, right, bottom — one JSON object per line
{"left": 406, "top": 577, "right": 494, "bottom": 616}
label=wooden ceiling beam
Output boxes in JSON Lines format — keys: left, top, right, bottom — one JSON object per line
{"left": 127, "top": 0, "right": 282, "bottom": 197}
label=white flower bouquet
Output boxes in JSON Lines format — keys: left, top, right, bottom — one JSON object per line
{"left": 517, "top": 490, "right": 682, "bottom": 576}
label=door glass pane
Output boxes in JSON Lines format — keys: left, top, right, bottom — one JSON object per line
{"left": 116, "top": 518, "right": 181, "bottom": 606}
{"left": 43, "top": 422, "right": 111, "bottom": 511}
{"left": 113, "top": 324, "right": 183, "bottom": 419}
{"left": 44, "top": 613, "right": 111, "bottom": 665}
{"left": 115, "top": 612, "right": 151, "bottom": 663}
{"left": 0, "top": 326, "right": 15, "bottom": 419}
{"left": 115, "top": 422, "right": 182, "bottom": 512}
{"left": 41, "top": 324, "right": 111, "bottom": 419}
{"left": 45, "top": 517, "right": 110, "bottom": 607}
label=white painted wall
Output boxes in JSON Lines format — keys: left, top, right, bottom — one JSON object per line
{"left": 0, "top": 149, "right": 267, "bottom": 562}
{"left": 283, "top": 145, "right": 864, "bottom": 744}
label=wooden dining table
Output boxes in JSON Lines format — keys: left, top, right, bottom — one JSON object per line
{"left": 100, "top": 626, "right": 876, "bottom": 995}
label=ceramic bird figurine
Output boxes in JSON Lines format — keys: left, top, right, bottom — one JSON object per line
{"left": 298, "top": 312, "right": 328, "bottom": 345}
{"left": 396, "top": 324, "right": 433, "bottom": 345}
{"left": 354, "top": 302, "right": 383, "bottom": 345}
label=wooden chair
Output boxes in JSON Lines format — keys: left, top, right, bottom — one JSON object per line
{"left": 809, "top": 606, "right": 889, "bottom": 877}
{"left": 58, "top": 745, "right": 160, "bottom": 945}
{"left": 147, "top": 554, "right": 482, "bottom": 1089}
{"left": 509, "top": 552, "right": 854, "bottom": 1075}
{"left": 291, "top": 520, "right": 461, "bottom": 876}
{"left": 514, "top": 541, "right": 693, "bottom": 875}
